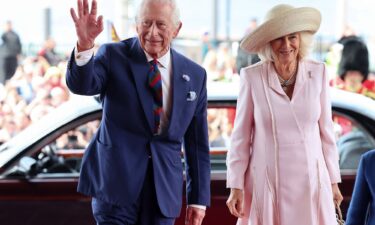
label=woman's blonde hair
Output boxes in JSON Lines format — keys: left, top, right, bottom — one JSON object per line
{"left": 257, "top": 31, "right": 314, "bottom": 62}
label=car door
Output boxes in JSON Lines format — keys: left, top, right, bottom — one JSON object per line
{"left": 0, "top": 113, "right": 101, "bottom": 225}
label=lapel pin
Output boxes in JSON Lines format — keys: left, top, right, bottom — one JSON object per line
{"left": 187, "top": 91, "right": 197, "bottom": 101}
{"left": 182, "top": 74, "right": 190, "bottom": 82}
{"left": 308, "top": 71, "right": 312, "bottom": 78}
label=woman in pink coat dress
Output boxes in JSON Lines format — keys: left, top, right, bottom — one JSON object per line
{"left": 226, "top": 4, "right": 343, "bottom": 225}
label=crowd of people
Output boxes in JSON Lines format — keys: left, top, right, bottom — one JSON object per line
{"left": 0, "top": 28, "right": 69, "bottom": 144}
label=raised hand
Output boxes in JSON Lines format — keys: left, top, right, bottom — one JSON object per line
{"left": 70, "top": 0, "right": 103, "bottom": 51}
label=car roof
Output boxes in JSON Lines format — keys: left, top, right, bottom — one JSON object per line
{"left": 330, "top": 88, "right": 375, "bottom": 120}
{"left": 207, "top": 82, "right": 238, "bottom": 101}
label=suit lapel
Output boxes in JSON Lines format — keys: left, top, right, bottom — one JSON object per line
{"left": 128, "top": 40, "right": 155, "bottom": 132}
{"left": 291, "top": 61, "right": 307, "bottom": 101}
{"left": 168, "top": 50, "right": 188, "bottom": 133}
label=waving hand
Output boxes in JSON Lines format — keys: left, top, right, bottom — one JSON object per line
{"left": 70, "top": 0, "right": 103, "bottom": 51}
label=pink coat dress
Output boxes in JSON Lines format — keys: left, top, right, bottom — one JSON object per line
{"left": 226, "top": 60, "right": 341, "bottom": 225}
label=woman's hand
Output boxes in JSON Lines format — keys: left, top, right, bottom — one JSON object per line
{"left": 70, "top": 0, "right": 104, "bottom": 51}
{"left": 332, "top": 183, "right": 343, "bottom": 206}
{"left": 226, "top": 188, "right": 244, "bottom": 218}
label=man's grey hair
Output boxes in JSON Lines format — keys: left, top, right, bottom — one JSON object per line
{"left": 135, "top": 0, "right": 181, "bottom": 28}
{"left": 257, "top": 31, "right": 314, "bottom": 62}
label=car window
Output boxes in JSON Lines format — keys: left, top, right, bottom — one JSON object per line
{"left": 34, "top": 105, "right": 235, "bottom": 175}
{"left": 39, "top": 120, "right": 101, "bottom": 174}
{"left": 2, "top": 119, "right": 101, "bottom": 178}
{"left": 54, "top": 120, "right": 100, "bottom": 151}
{"left": 29, "top": 106, "right": 235, "bottom": 176}
{"left": 333, "top": 112, "right": 375, "bottom": 170}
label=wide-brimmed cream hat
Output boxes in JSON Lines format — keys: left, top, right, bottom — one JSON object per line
{"left": 240, "top": 4, "right": 321, "bottom": 53}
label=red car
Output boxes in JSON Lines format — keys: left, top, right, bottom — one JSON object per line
{"left": 0, "top": 85, "right": 374, "bottom": 225}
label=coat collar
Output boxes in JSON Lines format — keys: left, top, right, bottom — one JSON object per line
{"left": 168, "top": 49, "right": 188, "bottom": 135}
{"left": 266, "top": 60, "right": 307, "bottom": 101}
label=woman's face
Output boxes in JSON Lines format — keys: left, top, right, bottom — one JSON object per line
{"left": 270, "top": 33, "right": 300, "bottom": 65}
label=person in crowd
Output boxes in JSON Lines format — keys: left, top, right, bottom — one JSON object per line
{"left": 332, "top": 37, "right": 375, "bottom": 99}
{"left": 66, "top": 0, "right": 210, "bottom": 224}
{"left": 346, "top": 149, "right": 375, "bottom": 225}
{"left": 38, "top": 37, "right": 62, "bottom": 66}
{"left": 215, "top": 42, "right": 235, "bottom": 81}
{"left": 43, "top": 66, "right": 66, "bottom": 91}
{"left": 201, "top": 31, "right": 213, "bottom": 60}
{"left": 203, "top": 42, "right": 235, "bottom": 82}
{"left": 235, "top": 18, "right": 260, "bottom": 73}
{"left": 202, "top": 46, "right": 219, "bottom": 80}
{"left": 0, "top": 21, "right": 22, "bottom": 83}
{"left": 226, "top": 4, "right": 343, "bottom": 225}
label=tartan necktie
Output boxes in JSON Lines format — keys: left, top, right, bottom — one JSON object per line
{"left": 148, "top": 59, "right": 163, "bottom": 133}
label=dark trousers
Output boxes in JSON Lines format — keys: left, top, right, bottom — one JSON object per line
{"left": 4, "top": 56, "right": 18, "bottom": 81}
{"left": 91, "top": 162, "right": 175, "bottom": 225}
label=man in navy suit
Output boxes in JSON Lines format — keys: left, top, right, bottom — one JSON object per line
{"left": 346, "top": 149, "right": 375, "bottom": 225}
{"left": 66, "top": 0, "right": 210, "bottom": 224}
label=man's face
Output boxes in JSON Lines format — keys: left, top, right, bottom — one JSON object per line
{"left": 136, "top": 1, "right": 181, "bottom": 59}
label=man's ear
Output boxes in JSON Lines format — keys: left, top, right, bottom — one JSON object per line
{"left": 173, "top": 22, "right": 182, "bottom": 38}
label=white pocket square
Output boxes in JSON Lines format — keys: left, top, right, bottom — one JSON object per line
{"left": 187, "top": 91, "right": 197, "bottom": 101}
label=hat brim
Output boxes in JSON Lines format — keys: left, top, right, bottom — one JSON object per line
{"left": 240, "top": 7, "right": 321, "bottom": 53}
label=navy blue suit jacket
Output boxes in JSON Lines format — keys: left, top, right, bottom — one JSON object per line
{"left": 66, "top": 38, "right": 210, "bottom": 217}
{"left": 346, "top": 149, "right": 375, "bottom": 225}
